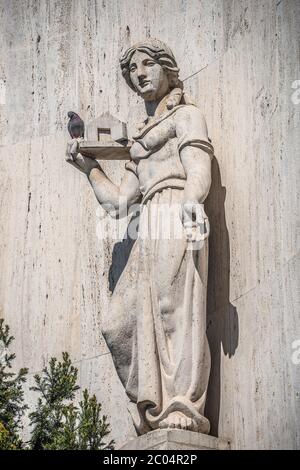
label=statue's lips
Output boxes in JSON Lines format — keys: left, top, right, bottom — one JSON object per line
{"left": 139, "top": 80, "right": 151, "bottom": 88}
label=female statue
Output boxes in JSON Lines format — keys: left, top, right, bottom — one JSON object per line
{"left": 66, "top": 38, "right": 213, "bottom": 435}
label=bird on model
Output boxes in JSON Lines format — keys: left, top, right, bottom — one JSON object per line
{"left": 67, "top": 111, "right": 85, "bottom": 139}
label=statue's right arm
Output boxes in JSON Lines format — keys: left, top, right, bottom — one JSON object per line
{"left": 88, "top": 166, "right": 141, "bottom": 218}
{"left": 66, "top": 138, "right": 141, "bottom": 217}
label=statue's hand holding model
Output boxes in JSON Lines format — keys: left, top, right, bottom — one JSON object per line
{"left": 66, "top": 38, "right": 213, "bottom": 435}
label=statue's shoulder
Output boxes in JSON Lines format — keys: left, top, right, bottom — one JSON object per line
{"left": 174, "top": 103, "right": 207, "bottom": 132}
{"left": 174, "top": 103, "right": 211, "bottom": 152}
{"left": 174, "top": 103, "right": 204, "bottom": 121}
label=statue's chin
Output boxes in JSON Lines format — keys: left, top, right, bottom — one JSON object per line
{"left": 140, "top": 93, "right": 156, "bottom": 101}
{"left": 136, "top": 85, "right": 170, "bottom": 103}
{"left": 136, "top": 87, "right": 157, "bottom": 101}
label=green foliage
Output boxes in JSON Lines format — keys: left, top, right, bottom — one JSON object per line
{"left": 29, "top": 352, "right": 114, "bottom": 450}
{"left": 47, "top": 404, "right": 78, "bottom": 450}
{"left": 77, "top": 389, "right": 113, "bottom": 450}
{"left": 29, "top": 352, "right": 79, "bottom": 450}
{"left": 0, "top": 422, "right": 17, "bottom": 450}
{"left": 0, "top": 319, "right": 113, "bottom": 451}
{"left": 0, "top": 319, "right": 28, "bottom": 449}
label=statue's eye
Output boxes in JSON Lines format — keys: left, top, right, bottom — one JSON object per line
{"left": 129, "top": 65, "right": 137, "bottom": 72}
{"left": 146, "top": 61, "right": 155, "bottom": 66}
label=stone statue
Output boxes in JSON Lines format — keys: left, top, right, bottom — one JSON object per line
{"left": 66, "top": 38, "right": 214, "bottom": 435}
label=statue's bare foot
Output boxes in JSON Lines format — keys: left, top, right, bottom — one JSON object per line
{"left": 159, "top": 412, "right": 197, "bottom": 431}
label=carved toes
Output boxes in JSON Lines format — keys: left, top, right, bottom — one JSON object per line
{"left": 158, "top": 413, "right": 198, "bottom": 431}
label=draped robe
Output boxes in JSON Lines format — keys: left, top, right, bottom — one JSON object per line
{"left": 101, "top": 104, "right": 213, "bottom": 434}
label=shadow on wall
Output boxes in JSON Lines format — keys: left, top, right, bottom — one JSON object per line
{"left": 108, "top": 214, "right": 138, "bottom": 293}
{"left": 204, "top": 155, "right": 239, "bottom": 437}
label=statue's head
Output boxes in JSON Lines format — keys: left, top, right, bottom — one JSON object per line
{"left": 120, "top": 38, "right": 182, "bottom": 102}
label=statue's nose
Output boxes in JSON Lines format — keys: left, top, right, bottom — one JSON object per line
{"left": 137, "top": 64, "right": 147, "bottom": 79}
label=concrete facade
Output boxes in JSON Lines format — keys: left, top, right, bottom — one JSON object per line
{"left": 0, "top": 0, "right": 299, "bottom": 449}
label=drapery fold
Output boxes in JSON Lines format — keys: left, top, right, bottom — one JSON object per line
{"left": 102, "top": 188, "right": 210, "bottom": 435}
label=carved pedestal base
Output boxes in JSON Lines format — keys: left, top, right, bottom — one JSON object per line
{"left": 118, "top": 429, "right": 231, "bottom": 451}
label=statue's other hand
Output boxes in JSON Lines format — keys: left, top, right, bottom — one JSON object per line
{"left": 181, "top": 201, "right": 210, "bottom": 242}
{"left": 65, "top": 138, "right": 99, "bottom": 175}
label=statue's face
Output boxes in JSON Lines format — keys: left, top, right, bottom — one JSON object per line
{"left": 129, "top": 51, "right": 170, "bottom": 101}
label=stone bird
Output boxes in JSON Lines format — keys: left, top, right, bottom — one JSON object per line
{"left": 67, "top": 111, "right": 85, "bottom": 139}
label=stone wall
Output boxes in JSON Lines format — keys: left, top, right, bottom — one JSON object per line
{"left": 0, "top": 0, "right": 299, "bottom": 449}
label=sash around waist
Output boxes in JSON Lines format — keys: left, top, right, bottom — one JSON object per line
{"left": 141, "top": 178, "right": 186, "bottom": 205}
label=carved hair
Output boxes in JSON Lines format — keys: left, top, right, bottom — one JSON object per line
{"left": 119, "top": 38, "right": 183, "bottom": 92}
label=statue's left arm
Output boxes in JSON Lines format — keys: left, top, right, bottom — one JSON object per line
{"left": 176, "top": 106, "right": 213, "bottom": 204}
{"left": 176, "top": 106, "right": 214, "bottom": 236}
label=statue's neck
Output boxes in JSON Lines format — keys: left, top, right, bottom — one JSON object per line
{"left": 144, "top": 93, "right": 169, "bottom": 119}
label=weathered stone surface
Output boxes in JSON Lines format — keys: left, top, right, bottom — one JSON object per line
{"left": 118, "top": 429, "right": 231, "bottom": 450}
{"left": 0, "top": 134, "right": 110, "bottom": 370}
{"left": 215, "top": 254, "right": 300, "bottom": 450}
{"left": 0, "top": 0, "right": 299, "bottom": 449}
{"left": 186, "top": 0, "right": 300, "bottom": 303}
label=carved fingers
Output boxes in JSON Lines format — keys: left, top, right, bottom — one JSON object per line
{"left": 65, "top": 138, "right": 99, "bottom": 175}
{"left": 181, "top": 201, "right": 210, "bottom": 242}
